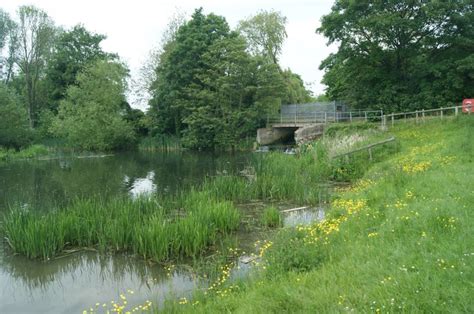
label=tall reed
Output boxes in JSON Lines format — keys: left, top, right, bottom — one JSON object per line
{"left": 3, "top": 192, "right": 240, "bottom": 261}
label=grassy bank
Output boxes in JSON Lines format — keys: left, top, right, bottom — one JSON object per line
{"left": 164, "top": 116, "right": 473, "bottom": 312}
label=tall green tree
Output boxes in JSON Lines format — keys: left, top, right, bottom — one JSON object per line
{"left": 318, "top": 0, "right": 474, "bottom": 111}
{"left": 149, "top": 9, "right": 285, "bottom": 150}
{"left": 45, "top": 25, "right": 112, "bottom": 111}
{"left": 0, "top": 9, "right": 18, "bottom": 84}
{"left": 149, "top": 8, "right": 232, "bottom": 136}
{"left": 237, "top": 10, "right": 287, "bottom": 64}
{"left": 51, "top": 60, "right": 135, "bottom": 151}
{"left": 281, "top": 69, "right": 314, "bottom": 105}
{"left": 0, "top": 83, "right": 31, "bottom": 149}
{"left": 15, "top": 5, "right": 56, "bottom": 127}
{"left": 183, "top": 35, "right": 284, "bottom": 149}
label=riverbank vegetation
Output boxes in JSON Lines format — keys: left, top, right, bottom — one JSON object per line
{"left": 3, "top": 121, "right": 392, "bottom": 261}
{"left": 4, "top": 191, "right": 240, "bottom": 261}
{"left": 0, "top": 144, "right": 49, "bottom": 162}
{"left": 162, "top": 117, "right": 473, "bottom": 312}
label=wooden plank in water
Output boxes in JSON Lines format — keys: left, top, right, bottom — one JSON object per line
{"left": 281, "top": 206, "right": 309, "bottom": 213}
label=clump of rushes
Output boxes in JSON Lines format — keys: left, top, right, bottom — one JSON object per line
{"left": 3, "top": 191, "right": 240, "bottom": 261}
{"left": 261, "top": 206, "right": 282, "bottom": 228}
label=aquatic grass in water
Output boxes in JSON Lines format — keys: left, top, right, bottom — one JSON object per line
{"left": 139, "top": 135, "right": 182, "bottom": 152}
{"left": 260, "top": 207, "right": 282, "bottom": 228}
{"left": 3, "top": 192, "right": 240, "bottom": 261}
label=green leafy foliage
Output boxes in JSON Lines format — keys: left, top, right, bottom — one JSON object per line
{"left": 149, "top": 9, "right": 285, "bottom": 150}
{"left": 237, "top": 9, "right": 287, "bottom": 64}
{"left": 45, "top": 25, "right": 112, "bottom": 111}
{"left": 0, "top": 84, "right": 32, "bottom": 148}
{"left": 51, "top": 60, "right": 136, "bottom": 151}
{"left": 318, "top": 0, "right": 474, "bottom": 111}
{"left": 281, "top": 69, "right": 314, "bottom": 105}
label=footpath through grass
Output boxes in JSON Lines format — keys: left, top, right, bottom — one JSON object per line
{"left": 166, "top": 117, "right": 474, "bottom": 313}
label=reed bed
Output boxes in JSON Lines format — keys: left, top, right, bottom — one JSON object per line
{"left": 139, "top": 135, "right": 182, "bottom": 152}
{"left": 3, "top": 122, "right": 395, "bottom": 262}
{"left": 3, "top": 192, "right": 240, "bottom": 261}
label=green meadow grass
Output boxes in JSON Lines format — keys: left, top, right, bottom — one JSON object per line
{"left": 164, "top": 117, "right": 474, "bottom": 312}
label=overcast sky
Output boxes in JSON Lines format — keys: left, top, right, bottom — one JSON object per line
{"left": 2, "top": 0, "right": 337, "bottom": 110}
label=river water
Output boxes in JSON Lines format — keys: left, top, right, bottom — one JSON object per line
{"left": 0, "top": 151, "right": 324, "bottom": 313}
{"left": 0, "top": 151, "right": 254, "bottom": 313}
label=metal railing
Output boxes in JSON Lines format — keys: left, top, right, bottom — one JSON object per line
{"left": 267, "top": 110, "right": 384, "bottom": 126}
{"left": 266, "top": 104, "right": 472, "bottom": 128}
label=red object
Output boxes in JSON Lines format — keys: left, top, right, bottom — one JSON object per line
{"left": 462, "top": 99, "right": 474, "bottom": 113}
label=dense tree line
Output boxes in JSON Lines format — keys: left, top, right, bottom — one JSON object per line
{"left": 318, "top": 0, "right": 473, "bottom": 112}
{"left": 0, "top": 6, "right": 139, "bottom": 150}
{"left": 6, "top": 2, "right": 470, "bottom": 151}
{"left": 1, "top": 6, "right": 313, "bottom": 151}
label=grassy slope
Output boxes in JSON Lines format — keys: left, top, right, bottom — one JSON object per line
{"left": 172, "top": 117, "right": 474, "bottom": 313}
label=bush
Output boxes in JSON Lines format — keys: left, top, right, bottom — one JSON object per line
{"left": 0, "top": 84, "right": 32, "bottom": 149}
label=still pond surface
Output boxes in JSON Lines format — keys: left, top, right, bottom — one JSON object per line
{"left": 0, "top": 151, "right": 252, "bottom": 313}
{"left": 0, "top": 151, "right": 323, "bottom": 313}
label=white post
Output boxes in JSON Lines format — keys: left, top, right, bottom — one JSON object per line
{"left": 350, "top": 111, "right": 352, "bottom": 123}
{"left": 455, "top": 106, "right": 458, "bottom": 116}
{"left": 422, "top": 109, "right": 425, "bottom": 121}
{"left": 416, "top": 110, "right": 419, "bottom": 124}
{"left": 325, "top": 112, "right": 327, "bottom": 124}
{"left": 440, "top": 108, "right": 444, "bottom": 119}
{"left": 364, "top": 111, "right": 368, "bottom": 122}
{"left": 391, "top": 114, "right": 394, "bottom": 127}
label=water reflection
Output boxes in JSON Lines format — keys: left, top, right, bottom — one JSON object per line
{"left": 0, "top": 250, "right": 198, "bottom": 313}
{"left": 0, "top": 151, "right": 251, "bottom": 313}
{"left": 0, "top": 151, "right": 250, "bottom": 212}
{"left": 126, "top": 171, "right": 157, "bottom": 198}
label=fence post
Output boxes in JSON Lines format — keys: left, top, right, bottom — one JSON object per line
{"left": 350, "top": 111, "right": 353, "bottom": 123}
{"left": 364, "top": 111, "right": 368, "bottom": 122}
{"left": 335, "top": 111, "right": 338, "bottom": 123}
{"left": 324, "top": 112, "right": 327, "bottom": 124}
{"left": 440, "top": 108, "right": 444, "bottom": 119}
{"left": 391, "top": 114, "right": 394, "bottom": 127}
{"left": 455, "top": 106, "right": 458, "bottom": 116}
{"left": 422, "top": 109, "right": 425, "bottom": 121}
{"left": 368, "top": 147, "right": 373, "bottom": 161}
{"left": 416, "top": 110, "right": 419, "bottom": 124}
{"left": 295, "top": 106, "right": 297, "bottom": 125}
